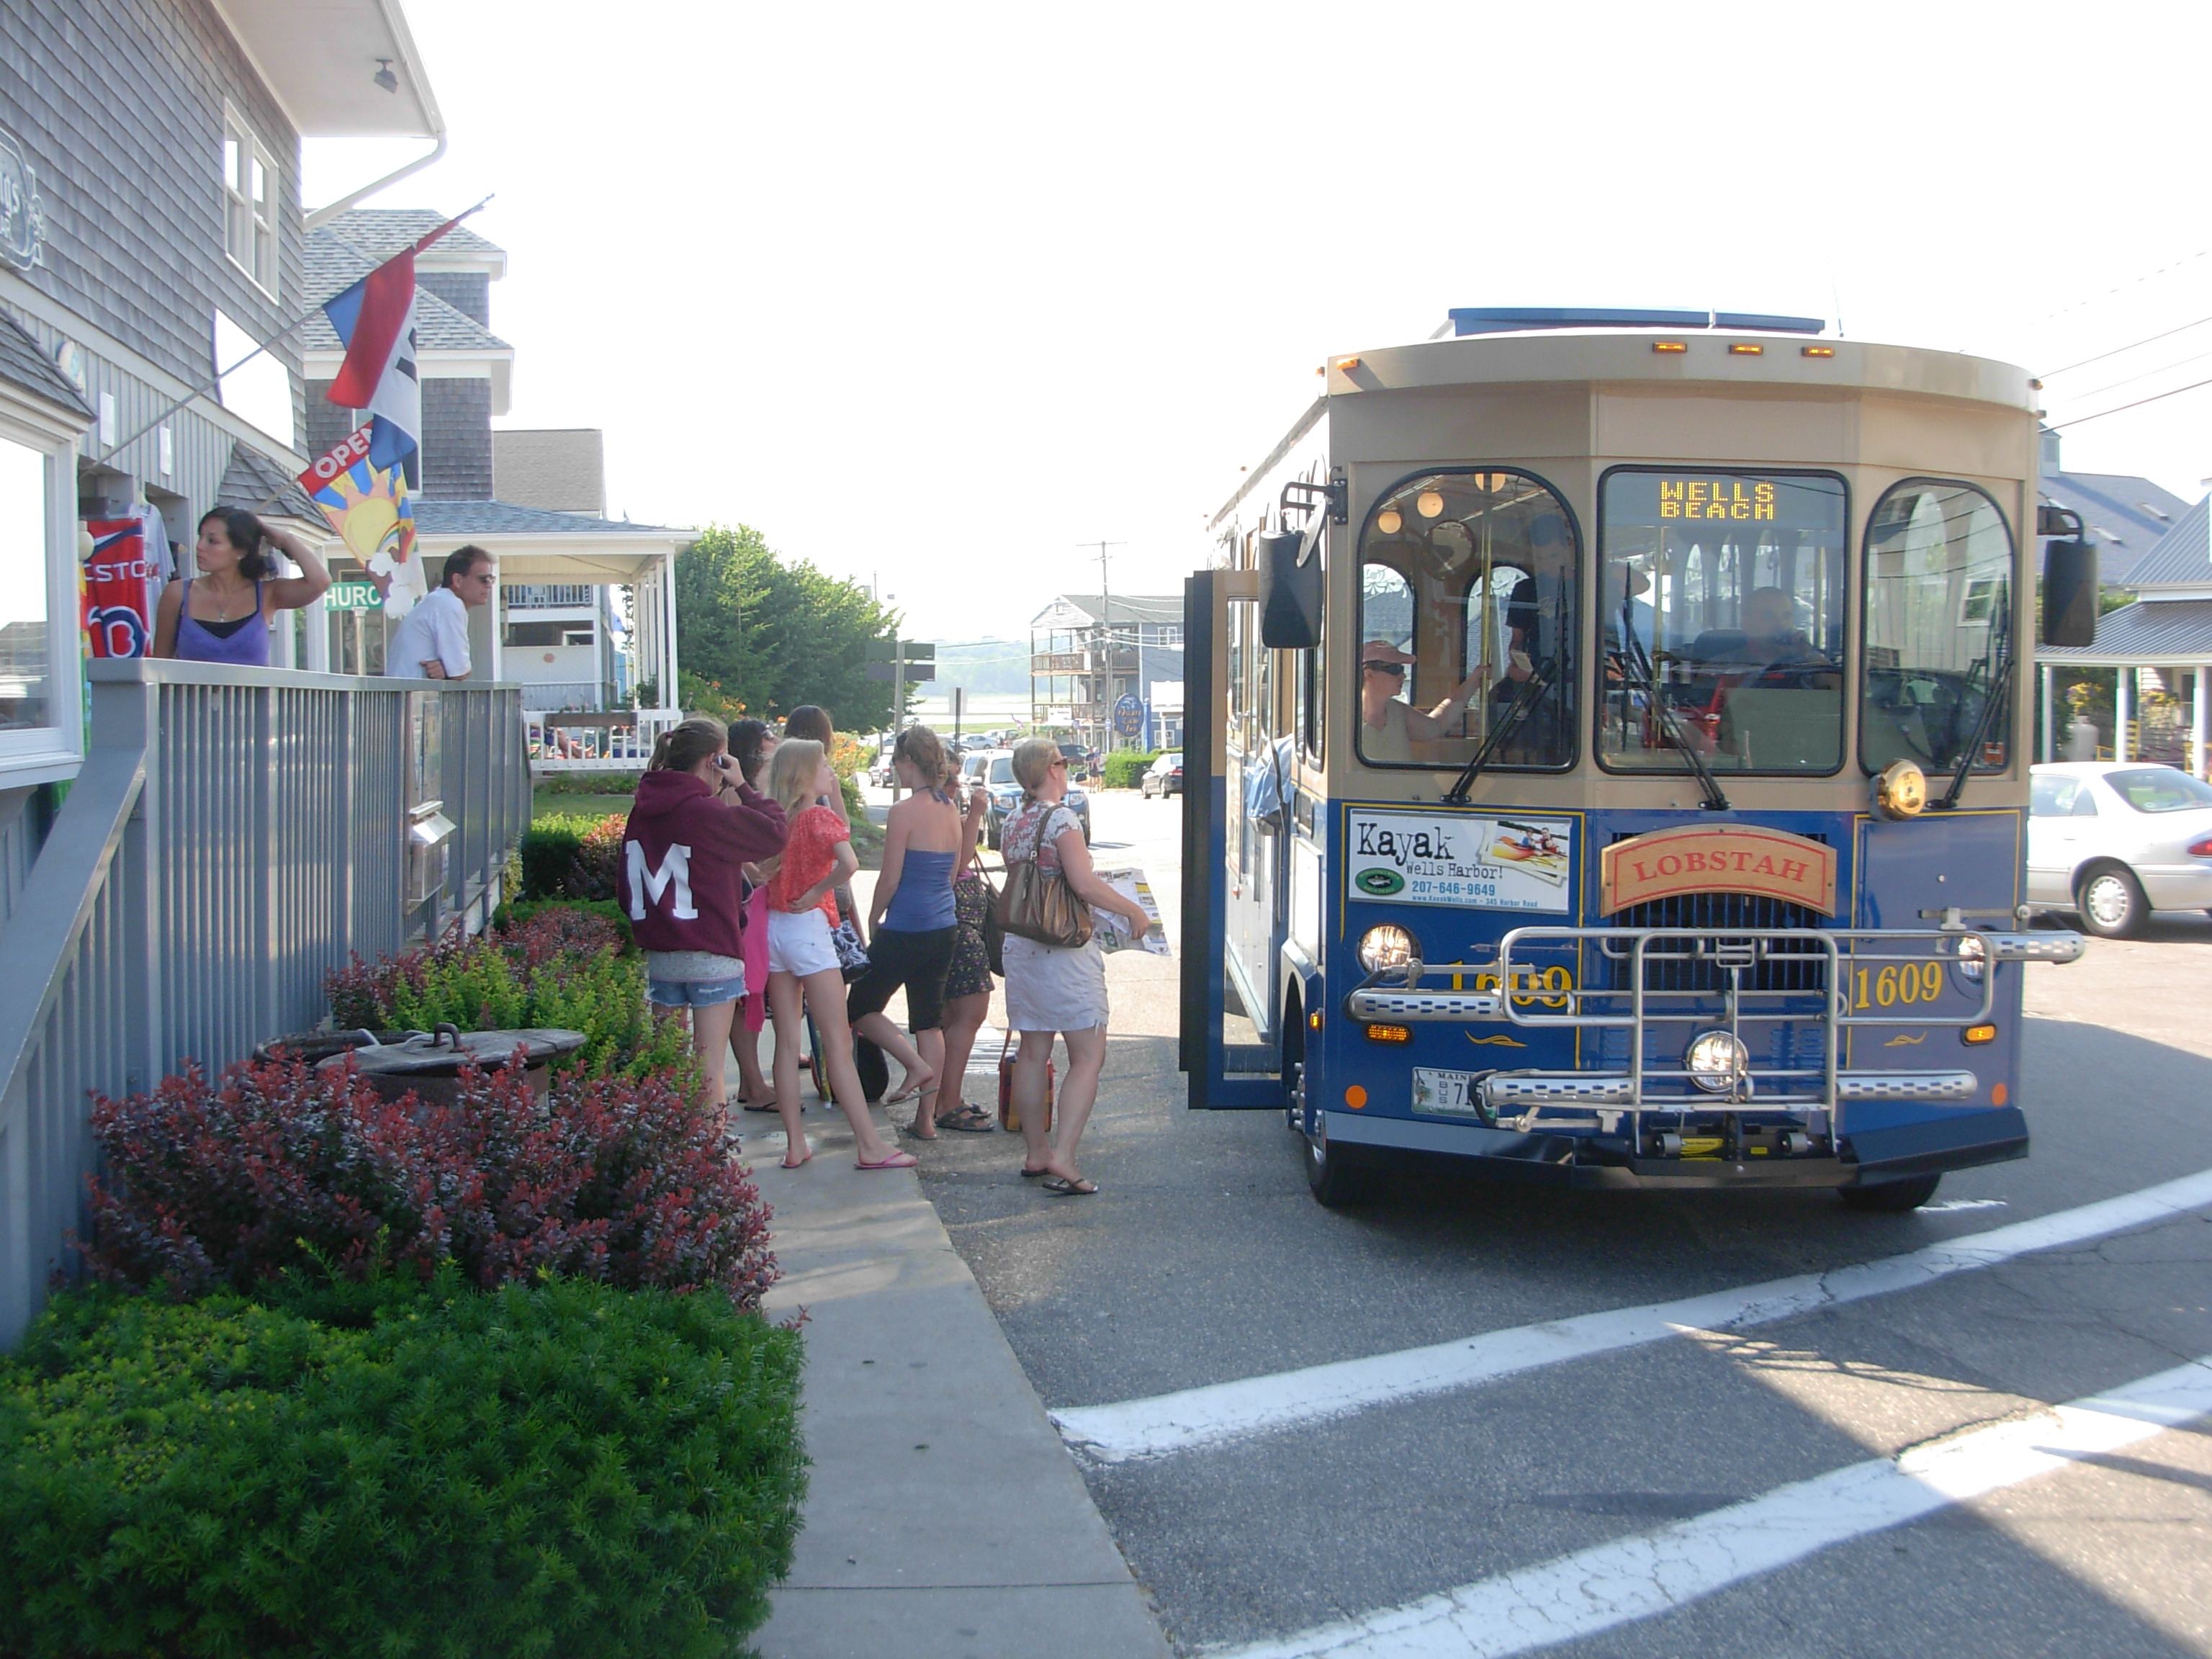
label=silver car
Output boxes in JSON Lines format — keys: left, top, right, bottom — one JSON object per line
{"left": 2027, "top": 762, "right": 2212, "bottom": 937}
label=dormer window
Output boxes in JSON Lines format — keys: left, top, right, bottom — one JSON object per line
{"left": 222, "top": 104, "right": 278, "bottom": 297}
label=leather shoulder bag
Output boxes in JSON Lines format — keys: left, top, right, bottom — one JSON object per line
{"left": 993, "top": 804, "right": 1092, "bottom": 950}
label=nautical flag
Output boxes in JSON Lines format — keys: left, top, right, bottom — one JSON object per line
{"left": 319, "top": 206, "right": 481, "bottom": 477}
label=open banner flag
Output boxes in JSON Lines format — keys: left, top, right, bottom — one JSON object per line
{"left": 298, "top": 425, "right": 425, "bottom": 618}
{"left": 319, "top": 204, "right": 483, "bottom": 477}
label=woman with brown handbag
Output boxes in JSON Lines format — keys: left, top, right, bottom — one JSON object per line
{"left": 996, "top": 738, "right": 1151, "bottom": 1195}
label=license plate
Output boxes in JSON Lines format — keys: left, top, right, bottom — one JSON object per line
{"left": 1412, "top": 1066, "right": 1482, "bottom": 1117}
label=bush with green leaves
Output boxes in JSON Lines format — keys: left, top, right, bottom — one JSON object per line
{"left": 325, "top": 905, "right": 687, "bottom": 1080}
{"left": 1100, "top": 750, "right": 1161, "bottom": 790}
{"left": 519, "top": 811, "right": 629, "bottom": 902}
{"left": 0, "top": 1270, "right": 805, "bottom": 1659}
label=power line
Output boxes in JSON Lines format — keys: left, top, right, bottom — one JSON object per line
{"left": 2058, "top": 344, "right": 2212, "bottom": 407}
{"left": 2048, "top": 373, "right": 2212, "bottom": 431}
{"left": 2041, "top": 313, "right": 2212, "bottom": 380}
{"left": 2025, "top": 246, "right": 2212, "bottom": 329}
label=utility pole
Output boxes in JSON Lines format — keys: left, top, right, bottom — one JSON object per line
{"left": 1079, "top": 540, "right": 1125, "bottom": 754}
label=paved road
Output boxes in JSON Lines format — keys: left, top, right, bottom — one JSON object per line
{"left": 905, "top": 787, "right": 2212, "bottom": 1657}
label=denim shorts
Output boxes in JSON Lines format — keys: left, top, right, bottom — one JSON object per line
{"left": 647, "top": 974, "right": 747, "bottom": 1009}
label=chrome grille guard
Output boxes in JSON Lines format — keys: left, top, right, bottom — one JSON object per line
{"left": 1345, "top": 923, "right": 2085, "bottom": 1143}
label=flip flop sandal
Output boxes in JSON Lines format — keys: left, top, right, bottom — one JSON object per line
{"left": 1040, "top": 1176, "right": 1098, "bottom": 1196}
{"left": 855, "top": 1151, "right": 919, "bottom": 1171}
{"left": 940, "top": 1107, "right": 996, "bottom": 1133}
{"left": 1020, "top": 1166, "right": 1051, "bottom": 1179}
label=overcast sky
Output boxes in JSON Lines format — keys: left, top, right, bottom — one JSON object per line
{"left": 306, "top": 0, "right": 2212, "bottom": 642}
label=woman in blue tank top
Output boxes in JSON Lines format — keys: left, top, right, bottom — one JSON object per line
{"left": 847, "top": 724, "right": 971, "bottom": 1137}
{"left": 152, "top": 508, "right": 333, "bottom": 666}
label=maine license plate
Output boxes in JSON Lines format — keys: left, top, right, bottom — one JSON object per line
{"left": 1411, "top": 1067, "right": 1483, "bottom": 1117}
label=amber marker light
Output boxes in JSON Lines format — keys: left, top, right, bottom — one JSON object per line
{"left": 1335, "top": 357, "right": 1362, "bottom": 372}
{"left": 1308, "top": 1010, "right": 1323, "bottom": 1030}
{"left": 1729, "top": 342, "right": 1764, "bottom": 356}
{"left": 1652, "top": 340, "right": 1689, "bottom": 354}
{"left": 1344, "top": 1085, "right": 1369, "bottom": 1109}
{"left": 1364, "top": 1024, "right": 1413, "bottom": 1044}
{"left": 1963, "top": 1023, "right": 1998, "bottom": 1046}
{"left": 1802, "top": 345, "right": 1836, "bottom": 358}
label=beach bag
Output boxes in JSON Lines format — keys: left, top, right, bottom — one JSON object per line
{"left": 994, "top": 806, "right": 1092, "bottom": 950}
{"left": 828, "top": 891, "right": 870, "bottom": 981}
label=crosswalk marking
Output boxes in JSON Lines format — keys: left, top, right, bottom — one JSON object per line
{"left": 1052, "top": 1167, "right": 2212, "bottom": 1463}
{"left": 1212, "top": 1354, "right": 2212, "bottom": 1658}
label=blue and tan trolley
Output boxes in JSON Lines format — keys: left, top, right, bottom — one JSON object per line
{"left": 1180, "top": 308, "right": 2097, "bottom": 1208}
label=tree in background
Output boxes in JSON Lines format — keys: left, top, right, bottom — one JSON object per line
{"left": 674, "top": 524, "right": 904, "bottom": 729}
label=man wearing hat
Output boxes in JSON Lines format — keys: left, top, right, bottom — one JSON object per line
{"left": 1359, "top": 639, "right": 1500, "bottom": 763}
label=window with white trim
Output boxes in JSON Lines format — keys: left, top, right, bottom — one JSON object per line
{"left": 222, "top": 106, "right": 279, "bottom": 297}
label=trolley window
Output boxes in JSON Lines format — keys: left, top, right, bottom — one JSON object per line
{"left": 1598, "top": 469, "right": 1847, "bottom": 775}
{"left": 1354, "top": 470, "right": 1577, "bottom": 769}
{"left": 1861, "top": 480, "right": 2013, "bottom": 775}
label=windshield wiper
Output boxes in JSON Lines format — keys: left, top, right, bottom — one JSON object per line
{"left": 1937, "top": 624, "right": 2011, "bottom": 811}
{"left": 1616, "top": 600, "right": 1730, "bottom": 811}
{"left": 1443, "top": 649, "right": 1561, "bottom": 806}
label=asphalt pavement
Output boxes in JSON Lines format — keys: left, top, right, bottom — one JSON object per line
{"left": 903, "top": 786, "right": 2212, "bottom": 1658}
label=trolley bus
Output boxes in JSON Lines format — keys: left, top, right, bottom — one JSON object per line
{"left": 1179, "top": 307, "right": 2099, "bottom": 1208}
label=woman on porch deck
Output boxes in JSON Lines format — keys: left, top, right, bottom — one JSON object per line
{"left": 152, "top": 508, "right": 333, "bottom": 665}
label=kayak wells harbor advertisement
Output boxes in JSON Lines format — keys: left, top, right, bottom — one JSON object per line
{"left": 1343, "top": 806, "right": 1573, "bottom": 913}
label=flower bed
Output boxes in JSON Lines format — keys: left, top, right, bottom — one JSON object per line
{"left": 325, "top": 903, "right": 685, "bottom": 1080}
{"left": 0, "top": 1270, "right": 804, "bottom": 1658}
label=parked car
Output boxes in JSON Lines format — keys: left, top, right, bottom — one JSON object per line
{"left": 1056, "top": 740, "right": 1095, "bottom": 781}
{"left": 961, "top": 747, "right": 1091, "bottom": 848}
{"left": 1141, "top": 750, "right": 1184, "bottom": 798}
{"left": 2027, "top": 761, "right": 2212, "bottom": 937}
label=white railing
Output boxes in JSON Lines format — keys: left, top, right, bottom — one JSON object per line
{"left": 512, "top": 679, "right": 606, "bottom": 713}
{"left": 0, "top": 662, "right": 531, "bottom": 1347}
{"left": 505, "top": 584, "right": 596, "bottom": 609}
{"left": 528, "top": 706, "right": 680, "bottom": 773}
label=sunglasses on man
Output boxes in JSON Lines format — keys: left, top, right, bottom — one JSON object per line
{"left": 1362, "top": 660, "right": 1406, "bottom": 678}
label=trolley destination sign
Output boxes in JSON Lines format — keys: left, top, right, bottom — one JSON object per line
{"left": 1344, "top": 807, "right": 1571, "bottom": 912}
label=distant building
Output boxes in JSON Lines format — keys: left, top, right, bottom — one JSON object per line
{"left": 302, "top": 212, "right": 685, "bottom": 709}
{"left": 1029, "top": 594, "right": 1184, "bottom": 751}
{"left": 2038, "top": 428, "right": 2190, "bottom": 588}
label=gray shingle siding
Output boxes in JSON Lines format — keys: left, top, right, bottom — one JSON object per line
{"left": 0, "top": 0, "right": 302, "bottom": 398}
{"left": 418, "top": 271, "right": 490, "bottom": 325}
{"left": 421, "top": 379, "right": 493, "bottom": 500}
{"left": 302, "top": 379, "right": 354, "bottom": 464}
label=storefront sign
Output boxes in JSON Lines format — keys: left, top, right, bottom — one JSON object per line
{"left": 1346, "top": 808, "right": 1572, "bottom": 912}
{"left": 326, "top": 582, "right": 385, "bottom": 611}
{"left": 1600, "top": 822, "right": 1835, "bottom": 915}
{"left": 0, "top": 124, "right": 45, "bottom": 272}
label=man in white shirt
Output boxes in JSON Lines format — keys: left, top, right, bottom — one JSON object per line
{"left": 385, "top": 544, "right": 493, "bottom": 679}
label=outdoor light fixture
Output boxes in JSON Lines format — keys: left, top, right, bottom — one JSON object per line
{"left": 1356, "top": 923, "right": 1421, "bottom": 983}
{"left": 1874, "top": 758, "right": 1927, "bottom": 819}
{"left": 1415, "top": 490, "right": 1445, "bottom": 519}
{"left": 1376, "top": 508, "right": 1403, "bottom": 535}
{"left": 374, "top": 58, "right": 399, "bottom": 93}
{"left": 1686, "top": 1030, "right": 1751, "bottom": 1094}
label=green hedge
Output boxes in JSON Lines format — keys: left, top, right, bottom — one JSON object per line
{"left": 0, "top": 1272, "right": 806, "bottom": 1659}
{"left": 1100, "top": 750, "right": 1161, "bottom": 790}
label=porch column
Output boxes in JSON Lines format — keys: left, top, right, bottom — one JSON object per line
{"left": 487, "top": 580, "right": 505, "bottom": 685}
{"left": 662, "top": 548, "right": 680, "bottom": 706}
{"left": 2194, "top": 667, "right": 2208, "bottom": 779}
{"left": 2040, "top": 662, "right": 2054, "bottom": 763}
{"left": 2116, "top": 667, "right": 2132, "bottom": 761}
{"left": 301, "top": 593, "right": 330, "bottom": 673}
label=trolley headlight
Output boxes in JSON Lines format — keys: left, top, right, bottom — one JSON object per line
{"left": 1874, "top": 758, "right": 1927, "bottom": 820}
{"left": 1357, "top": 924, "right": 1423, "bottom": 984}
{"left": 1686, "top": 1029, "right": 1752, "bottom": 1094}
{"left": 1952, "top": 932, "right": 1987, "bottom": 985}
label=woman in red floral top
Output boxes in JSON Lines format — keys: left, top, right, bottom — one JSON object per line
{"left": 760, "top": 739, "right": 914, "bottom": 1170}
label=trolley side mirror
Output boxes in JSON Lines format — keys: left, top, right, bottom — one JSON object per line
{"left": 1257, "top": 526, "right": 1323, "bottom": 649}
{"left": 2041, "top": 538, "right": 2098, "bottom": 649}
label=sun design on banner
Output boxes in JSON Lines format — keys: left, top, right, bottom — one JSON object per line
{"left": 307, "top": 447, "right": 425, "bottom": 617}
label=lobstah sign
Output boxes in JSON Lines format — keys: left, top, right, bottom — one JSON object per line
{"left": 1601, "top": 824, "right": 1837, "bottom": 916}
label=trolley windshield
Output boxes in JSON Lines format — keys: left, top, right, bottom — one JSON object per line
{"left": 1597, "top": 469, "right": 1848, "bottom": 774}
{"left": 1354, "top": 470, "right": 1578, "bottom": 770}
{"left": 1861, "top": 481, "right": 2013, "bottom": 775}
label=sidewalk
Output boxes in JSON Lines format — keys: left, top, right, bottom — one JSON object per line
{"left": 751, "top": 1099, "right": 1171, "bottom": 1659}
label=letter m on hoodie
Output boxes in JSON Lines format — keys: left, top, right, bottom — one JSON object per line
{"left": 626, "top": 840, "right": 698, "bottom": 920}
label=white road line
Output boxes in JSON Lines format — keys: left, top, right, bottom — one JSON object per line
{"left": 1053, "top": 1167, "right": 2212, "bottom": 1463}
{"left": 1211, "top": 1354, "right": 2212, "bottom": 1659}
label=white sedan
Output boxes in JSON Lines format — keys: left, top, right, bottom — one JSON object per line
{"left": 2026, "top": 762, "right": 2212, "bottom": 937}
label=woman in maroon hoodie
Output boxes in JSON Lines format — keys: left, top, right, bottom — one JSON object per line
{"left": 618, "top": 716, "right": 788, "bottom": 1112}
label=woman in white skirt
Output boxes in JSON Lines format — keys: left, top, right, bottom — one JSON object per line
{"left": 998, "top": 738, "right": 1153, "bottom": 1195}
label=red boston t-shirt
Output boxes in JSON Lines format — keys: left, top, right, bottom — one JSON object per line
{"left": 766, "top": 804, "right": 849, "bottom": 920}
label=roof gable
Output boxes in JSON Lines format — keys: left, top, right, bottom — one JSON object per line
{"left": 2117, "top": 496, "right": 2211, "bottom": 591}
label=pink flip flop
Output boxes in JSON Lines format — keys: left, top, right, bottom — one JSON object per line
{"left": 855, "top": 1151, "right": 918, "bottom": 1171}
